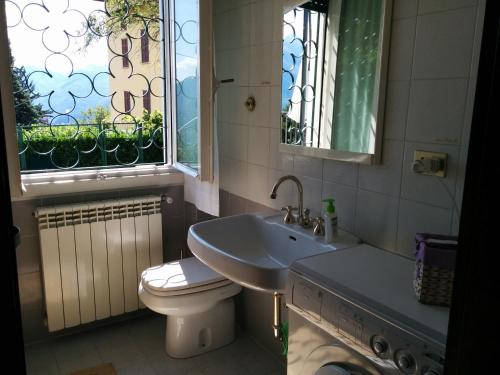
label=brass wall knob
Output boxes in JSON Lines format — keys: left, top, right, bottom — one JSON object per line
{"left": 245, "top": 96, "right": 256, "bottom": 112}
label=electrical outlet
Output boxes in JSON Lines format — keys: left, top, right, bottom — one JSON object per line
{"left": 412, "top": 150, "right": 447, "bottom": 177}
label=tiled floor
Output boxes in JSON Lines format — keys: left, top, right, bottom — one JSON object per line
{"left": 25, "top": 315, "right": 286, "bottom": 375}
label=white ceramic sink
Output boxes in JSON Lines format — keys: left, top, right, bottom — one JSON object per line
{"left": 187, "top": 213, "right": 360, "bottom": 293}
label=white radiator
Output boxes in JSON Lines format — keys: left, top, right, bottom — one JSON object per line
{"left": 36, "top": 196, "right": 163, "bottom": 332}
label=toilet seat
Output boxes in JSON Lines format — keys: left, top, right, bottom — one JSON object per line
{"left": 141, "top": 257, "right": 232, "bottom": 297}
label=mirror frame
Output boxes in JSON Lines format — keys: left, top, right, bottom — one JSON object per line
{"left": 279, "top": 0, "right": 393, "bottom": 165}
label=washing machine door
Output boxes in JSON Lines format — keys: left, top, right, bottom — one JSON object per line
{"left": 303, "top": 346, "right": 382, "bottom": 375}
{"left": 314, "top": 365, "right": 352, "bottom": 375}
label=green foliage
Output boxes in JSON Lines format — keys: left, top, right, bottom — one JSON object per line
{"left": 18, "top": 109, "right": 165, "bottom": 171}
{"left": 83, "top": 0, "right": 160, "bottom": 49}
{"left": 11, "top": 65, "right": 50, "bottom": 126}
{"left": 79, "top": 105, "right": 111, "bottom": 126}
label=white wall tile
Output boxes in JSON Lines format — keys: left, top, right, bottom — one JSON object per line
{"left": 412, "top": 8, "right": 476, "bottom": 79}
{"left": 355, "top": 190, "right": 399, "bottom": 251}
{"left": 227, "top": 48, "right": 250, "bottom": 86}
{"left": 297, "top": 176, "right": 323, "bottom": 216}
{"left": 227, "top": 5, "right": 251, "bottom": 49}
{"left": 323, "top": 159, "right": 358, "bottom": 186}
{"left": 358, "top": 140, "right": 404, "bottom": 197}
{"left": 269, "top": 129, "right": 293, "bottom": 171}
{"left": 226, "top": 159, "right": 249, "bottom": 199}
{"left": 248, "top": 127, "right": 270, "bottom": 167}
{"left": 267, "top": 168, "right": 295, "bottom": 210}
{"left": 272, "top": 0, "right": 284, "bottom": 42}
{"left": 248, "top": 86, "right": 271, "bottom": 127}
{"left": 216, "top": 87, "right": 229, "bottom": 122}
{"left": 383, "top": 81, "right": 410, "bottom": 141}
{"left": 322, "top": 182, "right": 357, "bottom": 232}
{"left": 227, "top": 125, "right": 248, "bottom": 161}
{"left": 388, "top": 18, "right": 416, "bottom": 81}
{"left": 226, "top": 87, "right": 249, "bottom": 125}
{"left": 293, "top": 155, "right": 323, "bottom": 180}
{"left": 214, "top": 0, "right": 242, "bottom": 15}
{"left": 247, "top": 163, "right": 270, "bottom": 204}
{"left": 418, "top": 0, "right": 477, "bottom": 15}
{"left": 218, "top": 122, "right": 229, "bottom": 157}
{"left": 250, "top": 0, "right": 274, "bottom": 46}
{"left": 393, "top": 0, "right": 418, "bottom": 19}
{"left": 269, "top": 85, "right": 282, "bottom": 128}
{"left": 454, "top": 144, "right": 469, "bottom": 210}
{"left": 214, "top": 12, "right": 230, "bottom": 51}
{"left": 215, "top": 0, "right": 482, "bottom": 256}
{"left": 451, "top": 211, "right": 460, "bottom": 236}
{"left": 270, "top": 42, "right": 283, "bottom": 87}
{"left": 401, "top": 142, "right": 460, "bottom": 208}
{"left": 406, "top": 79, "right": 468, "bottom": 145}
{"left": 249, "top": 44, "right": 273, "bottom": 85}
{"left": 220, "top": 158, "right": 230, "bottom": 191}
{"left": 397, "top": 199, "right": 452, "bottom": 258}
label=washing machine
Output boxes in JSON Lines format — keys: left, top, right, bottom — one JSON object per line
{"left": 286, "top": 244, "right": 449, "bottom": 375}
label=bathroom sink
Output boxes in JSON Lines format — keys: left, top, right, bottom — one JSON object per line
{"left": 187, "top": 213, "right": 360, "bottom": 293}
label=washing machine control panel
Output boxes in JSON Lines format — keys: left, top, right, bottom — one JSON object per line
{"left": 287, "top": 271, "right": 445, "bottom": 375}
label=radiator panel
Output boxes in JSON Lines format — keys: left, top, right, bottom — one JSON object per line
{"left": 57, "top": 225, "right": 80, "bottom": 328}
{"left": 91, "top": 220, "right": 111, "bottom": 320}
{"left": 149, "top": 213, "right": 163, "bottom": 267}
{"left": 36, "top": 196, "right": 163, "bottom": 331}
{"left": 121, "top": 217, "right": 138, "bottom": 312}
{"left": 135, "top": 215, "right": 150, "bottom": 309}
{"left": 74, "top": 222, "right": 96, "bottom": 324}
{"left": 39, "top": 227, "right": 65, "bottom": 332}
{"left": 106, "top": 219, "right": 124, "bottom": 316}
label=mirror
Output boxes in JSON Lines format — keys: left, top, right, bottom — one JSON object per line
{"left": 280, "top": 0, "right": 392, "bottom": 164}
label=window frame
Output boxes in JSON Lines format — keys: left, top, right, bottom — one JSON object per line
{"left": 169, "top": 0, "right": 214, "bottom": 181}
{"left": 0, "top": 0, "right": 213, "bottom": 199}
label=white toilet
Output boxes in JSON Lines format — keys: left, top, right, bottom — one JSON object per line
{"left": 138, "top": 256, "right": 242, "bottom": 358}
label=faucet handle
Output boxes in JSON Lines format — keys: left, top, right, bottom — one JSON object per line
{"left": 312, "top": 217, "right": 325, "bottom": 236}
{"left": 281, "top": 206, "right": 297, "bottom": 224}
{"left": 301, "top": 208, "right": 312, "bottom": 228}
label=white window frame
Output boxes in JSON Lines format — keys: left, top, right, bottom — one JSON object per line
{"left": 169, "top": 0, "right": 213, "bottom": 182}
{"left": 0, "top": 0, "right": 213, "bottom": 199}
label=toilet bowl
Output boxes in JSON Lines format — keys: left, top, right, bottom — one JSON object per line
{"left": 139, "top": 257, "right": 242, "bottom": 358}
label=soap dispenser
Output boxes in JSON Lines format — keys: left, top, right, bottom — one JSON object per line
{"left": 323, "top": 198, "right": 338, "bottom": 243}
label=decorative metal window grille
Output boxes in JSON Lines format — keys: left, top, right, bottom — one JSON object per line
{"left": 5, "top": 0, "right": 167, "bottom": 172}
{"left": 143, "top": 90, "right": 151, "bottom": 112}
{"left": 121, "top": 38, "right": 129, "bottom": 68}
{"left": 124, "top": 91, "right": 132, "bottom": 113}
{"left": 282, "top": 4, "right": 328, "bottom": 147}
{"left": 140, "top": 28, "right": 149, "bottom": 63}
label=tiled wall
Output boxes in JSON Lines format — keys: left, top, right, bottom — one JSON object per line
{"left": 13, "top": 185, "right": 186, "bottom": 343}
{"left": 214, "top": 0, "right": 485, "bottom": 258}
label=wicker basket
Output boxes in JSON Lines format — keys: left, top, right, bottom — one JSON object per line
{"left": 413, "top": 233, "right": 457, "bottom": 307}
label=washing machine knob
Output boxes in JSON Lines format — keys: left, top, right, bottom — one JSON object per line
{"left": 395, "top": 351, "right": 415, "bottom": 373}
{"left": 371, "top": 336, "right": 388, "bottom": 356}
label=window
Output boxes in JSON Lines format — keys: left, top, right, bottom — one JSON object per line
{"left": 282, "top": 4, "right": 327, "bottom": 148}
{"left": 1, "top": 0, "right": 212, "bottom": 193}
{"left": 140, "top": 29, "right": 149, "bottom": 63}
{"left": 4, "top": 0, "right": 166, "bottom": 172}
{"left": 143, "top": 90, "right": 151, "bottom": 113}
{"left": 121, "top": 38, "right": 129, "bottom": 68}
{"left": 124, "top": 91, "right": 132, "bottom": 114}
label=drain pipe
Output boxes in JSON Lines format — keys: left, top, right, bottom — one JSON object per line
{"left": 272, "top": 292, "right": 283, "bottom": 340}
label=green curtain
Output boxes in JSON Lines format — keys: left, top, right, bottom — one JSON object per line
{"left": 331, "top": 0, "right": 382, "bottom": 153}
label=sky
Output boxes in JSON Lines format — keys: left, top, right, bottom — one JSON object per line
{"left": 5, "top": 0, "right": 109, "bottom": 70}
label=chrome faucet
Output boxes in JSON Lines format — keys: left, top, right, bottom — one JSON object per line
{"left": 270, "top": 175, "right": 310, "bottom": 227}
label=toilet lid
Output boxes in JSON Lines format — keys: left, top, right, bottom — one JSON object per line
{"left": 141, "top": 257, "right": 229, "bottom": 295}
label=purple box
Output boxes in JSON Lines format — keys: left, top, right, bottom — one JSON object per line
{"left": 413, "top": 233, "right": 458, "bottom": 306}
